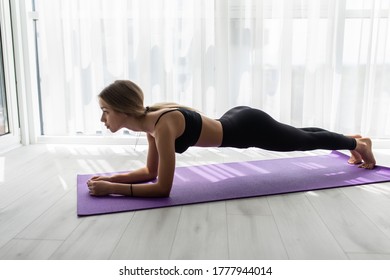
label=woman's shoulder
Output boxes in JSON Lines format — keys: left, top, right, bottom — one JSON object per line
{"left": 153, "top": 109, "right": 184, "bottom": 133}
{"left": 153, "top": 108, "right": 181, "bottom": 127}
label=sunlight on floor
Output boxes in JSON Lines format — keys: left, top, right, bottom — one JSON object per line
{"left": 58, "top": 175, "right": 68, "bottom": 191}
{"left": 306, "top": 191, "right": 319, "bottom": 197}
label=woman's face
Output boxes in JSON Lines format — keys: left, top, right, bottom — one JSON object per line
{"left": 99, "top": 98, "right": 128, "bottom": 133}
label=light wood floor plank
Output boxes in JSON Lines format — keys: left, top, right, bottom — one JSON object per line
{"left": 226, "top": 197, "right": 272, "bottom": 216}
{"left": 0, "top": 175, "right": 69, "bottom": 248}
{"left": 0, "top": 149, "right": 56, "bottom": 210}
{"left": 306, "top": 188, "right": 390, "bottom": 254}
{"left": 0, "top": 239, "right": 62, "bottom": 260}
{"left": 227, "top": 214, "right": 288, "bottom": 259}
{"left": 50, "top": 212, "right": 133, "bottom": 259}
{"left": 347, "top": 253, "right": 390, "bottom": 260}
{"left": 169, "top": 201, "right": 229, "bottom": 259}
{"left": 268, "top": 193, "right": 347, "bottom": 259}
{"left": 16, "top": 189, "right": 82, "bottom": 240}
{"left": 110, "top": 207, "right": 181, "bottom": 260}
{"left": 341, "top": 183, "right": 390, "bottom": 239}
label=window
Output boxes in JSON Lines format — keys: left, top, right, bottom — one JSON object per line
{"left": 33, "top": 0, "right": 390, "bottom": 139}
{"left": 0, "top": 14, "right": 10, "bottom": 136}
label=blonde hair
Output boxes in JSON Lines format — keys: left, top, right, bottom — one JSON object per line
{"left": 98, "top": 80, "right": 194, "bottom": 117}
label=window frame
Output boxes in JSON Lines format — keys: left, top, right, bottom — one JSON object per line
{"left": 0, "top": 0, "right": 21, "bottom": 152}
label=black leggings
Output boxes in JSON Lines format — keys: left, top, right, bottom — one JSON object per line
{"left": 218, "top": 106, "right": 356, "bottom": 152}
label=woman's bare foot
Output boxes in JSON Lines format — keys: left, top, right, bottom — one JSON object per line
{"left": 348, "top": 135, "right": 363, "bottom": 164}
{"left": 354, "top": 137, "right": 376, "bottom": 169}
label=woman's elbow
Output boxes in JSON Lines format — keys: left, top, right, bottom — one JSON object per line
{"left": 154, "top": 190, "right": 170, "bottom": 198}
{"left": 159, "top": 191, "right": 171, "bottom": 198}
{"left": 147, "top": 169, "right": 158, "bottom": 181}
{"left": 156, "top": 183, "right": 172, "bottom": 197}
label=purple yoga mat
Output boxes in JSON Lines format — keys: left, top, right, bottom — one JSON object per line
{"left": 77, "top": 151, "right": 390, "bottom": 216}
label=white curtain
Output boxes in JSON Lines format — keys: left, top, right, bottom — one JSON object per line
{"left": 36, "top": 0, "right": 390, "bottom": 138}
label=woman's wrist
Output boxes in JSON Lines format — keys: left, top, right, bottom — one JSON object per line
{"left": 107, "top": 175, "right": 121, "bottom": 183}
{"left": 129, "top": 184, "right": 133, "bottom": 196}
{"left": 106, "top": 182, "right": 134, "bottom": 196}
{"left": 107, "top": 176, "right": 114, "bottom": 182}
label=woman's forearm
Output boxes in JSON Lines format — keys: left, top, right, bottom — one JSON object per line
{"left": 109, "top": 166, "right": 157, "bottom": 184}
{"left": 108, "top": 181, "right": 171, "bottom": 197}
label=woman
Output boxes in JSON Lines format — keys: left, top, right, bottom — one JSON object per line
{"left": 87, "top": 80, "right": 376, "bottom": 197}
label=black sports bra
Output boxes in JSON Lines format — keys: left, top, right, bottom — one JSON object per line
{"left": 154, "top": 108, "right": 202, "bottom": 154}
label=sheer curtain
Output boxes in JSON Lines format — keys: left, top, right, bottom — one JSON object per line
{"left": 35, "top": 0, "right": 390, "bottom": 138}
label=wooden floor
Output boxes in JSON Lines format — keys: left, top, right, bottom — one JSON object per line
{"left": 1, "top": 143, "right": 390, "bottom": 260}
